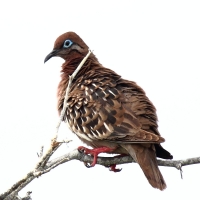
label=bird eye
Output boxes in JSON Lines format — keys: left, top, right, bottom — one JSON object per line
{"left": 63, "top": 39, "right": 73, "bottom": 48}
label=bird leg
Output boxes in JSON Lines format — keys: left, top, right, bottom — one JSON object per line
{"left": 78, "top": 146, "right": 115, "bottom": 167}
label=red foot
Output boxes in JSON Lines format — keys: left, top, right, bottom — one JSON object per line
{"left": 78, "top": 146, "right": 115, "bottom": 167}
{"left": 108, "top": 154, "right": 127, "bottom": 172}
{"left": 109, "top": 164, "right": 122, "bottom": 172}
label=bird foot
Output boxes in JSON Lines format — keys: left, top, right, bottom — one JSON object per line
{"left": 78, "top": 146, "right": 115, "bottom": 167}
{"left": 109, "top": 164, "right": 122, "bottom": 172}
{"left": 107, "top": 154, "right": 127, "bottom": 172}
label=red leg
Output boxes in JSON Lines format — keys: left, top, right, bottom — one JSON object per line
{"left": 78, "top": 146, "right": 115, "bottom": 167}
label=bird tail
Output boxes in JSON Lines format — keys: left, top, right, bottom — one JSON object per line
{"left": 121, "top": 144, "right": 166, "bottom": 190}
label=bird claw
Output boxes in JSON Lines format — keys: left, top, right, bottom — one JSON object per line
{"left": 111, "top": 168, "right": 122, "bottom": 172}
{"left": 78, "top": 146, "right": 87, "bottom": 153}
{"left": 78, "top": 146, "right": 96, "bottom": 167}
{"left": 84, "top": 162, "right": 93, "bottom": 168}
{"left": 109, "top": 164, "right": 122, "bottom": 172}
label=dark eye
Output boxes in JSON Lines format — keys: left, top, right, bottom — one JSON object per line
{"left": 63, "top": 39, "right": 73, "bottom": 48}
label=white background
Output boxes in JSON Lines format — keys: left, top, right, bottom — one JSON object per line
{"left": 0, "top": 0, "right": 200, "bottom": 199}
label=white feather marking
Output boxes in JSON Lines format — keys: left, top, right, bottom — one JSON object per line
{"left": 92, "top": 83, "right": 97, "bottom": 87}
{"left": 75, "top": 105, "right": 80, "bottom": 109}
{"left": 85, "top": 90, "right": 90, "bottom": 96}
{"left": 75, "top": 110, "right": 80, "bottom": 119}
{"left": 82, "top": 126, "right": 89, "bottom": 133}
{"left": 88, "top": 130, "right": 99, "bottom": 140}
{"left": 108, "top": 89, "right": 116, "bottom": 96}
{"left": 88, "top": 133, "right": 97, "bottom": 140}
{"left": 103, "top": 97, "right": 107, "bottom": 101}
{"left": 84, "top": 107, "right": 90, "bottom": 116}
{"left": 102, "top": 90, "right": 107, "bottom": 95}
{"left": 76, "top": 124, "right": 80, "bottom": 131}
{"left": 96, "top": 129, "right": 101, "bottom": 135}
{"left": 92, "top": 110, "right": 97, "bottom": 116}
{"left": 80, "top": 117, "right": 84, "bottom": 124}
{"left": 104, "top": 122, "right": 114, "bottom": 132}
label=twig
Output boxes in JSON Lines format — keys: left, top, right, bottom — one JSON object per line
{"left": 36, "top": 49, "right": 92, "bottom": 169}
{"left": 37, "top": 146, "right": 44, "bottom": 158}
{"left": 0, "top": 50, "right": 92, "bottom": 200}
{"left": 54, "top": 49, "right": 92, "bottom": 141}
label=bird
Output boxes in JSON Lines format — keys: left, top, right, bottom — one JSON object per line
{"left": 44, "top": 31, "right": 173, "bottom": 190}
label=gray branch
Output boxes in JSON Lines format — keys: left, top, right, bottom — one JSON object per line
{"left": 1, "top": 145, "right": 200, "bottom": 200}
{"left": 47, "top": 149, "right": 200, "bottom": 171}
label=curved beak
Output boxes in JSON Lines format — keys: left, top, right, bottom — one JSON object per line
{"left": 44, "top": 49, "right": 60, "bottom": 63}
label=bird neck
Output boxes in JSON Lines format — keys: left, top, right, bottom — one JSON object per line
{"left": 61, "top": 54, "right": 98, "bottom": 76}
{"left": 58, "top": 54, "right": 121, "bottom": 93}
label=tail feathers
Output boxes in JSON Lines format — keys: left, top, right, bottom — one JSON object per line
{"left": 155, "top": 144, "right": 173, "bottom": 159}
{"left": 121, "top": 144, "right": 166, "bottom": 191}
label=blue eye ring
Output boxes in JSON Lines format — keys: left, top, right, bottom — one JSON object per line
{"left": 63, "top": 39, "right": 73, "bottom": 48}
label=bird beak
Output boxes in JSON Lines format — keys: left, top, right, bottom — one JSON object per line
{"left": 44, "top": 49, "right": 60, "bottom": 63}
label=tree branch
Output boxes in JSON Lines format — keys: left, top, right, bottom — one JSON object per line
{"left": 1, "top": 144, "right": 200, "bottom": 200}
{"left": 0, "top": 143, "right": 200, "bottom": 200}
{"left": 47, "top": 149, "right": 200, "bottom": 170}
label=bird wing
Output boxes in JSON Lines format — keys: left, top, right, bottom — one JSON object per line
{"left": 65, "top": 76, "right": 164, "bottom": 143}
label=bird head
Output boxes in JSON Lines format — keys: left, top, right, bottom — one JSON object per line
{"left": 44, "top": 32, "right": 89, "bottom": 63}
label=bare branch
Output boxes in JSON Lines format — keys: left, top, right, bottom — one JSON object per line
{"left": 1, "top": 144, "right": 200, "bottom": 200}
{"left": 46, "top": 149, "right": 200, "bottom": 170}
